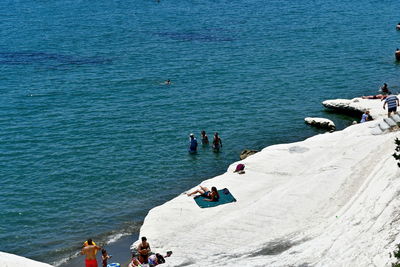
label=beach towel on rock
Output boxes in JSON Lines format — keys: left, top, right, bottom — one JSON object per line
{"left": 194, "top": 188, "right": 236, "bottom": 208}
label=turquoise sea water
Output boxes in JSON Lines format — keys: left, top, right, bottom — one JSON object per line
{"left": 1, "top": 0, "right": 400, "bottom": 265}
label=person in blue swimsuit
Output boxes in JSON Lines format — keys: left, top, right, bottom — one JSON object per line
{"left": 188, "top": 133, "right": 198, "bottom": 153}
{"left": 360, "top": 110, "right": 370, "bottom": 123}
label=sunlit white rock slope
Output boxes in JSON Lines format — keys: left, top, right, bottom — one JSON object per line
{"left": 133, "top": 98, "right": 400, "bottom": 267}
{"left": 0, "top": 252, "right": 54, "bottom": 267}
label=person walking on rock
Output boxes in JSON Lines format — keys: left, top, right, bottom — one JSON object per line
{"left": 383, "top": 94, "right": 399, "bottom": 117}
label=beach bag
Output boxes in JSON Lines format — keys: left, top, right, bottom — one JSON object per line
{"left": 234, "top": 164, "right": 245, "bottom": 172}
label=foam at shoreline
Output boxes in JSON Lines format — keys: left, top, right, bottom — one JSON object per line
{"left": 131, "top": 97, "right": 400, "bottom": 266}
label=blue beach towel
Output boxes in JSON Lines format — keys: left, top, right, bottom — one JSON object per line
{"left": 194, "top": 188, "right": 236, "bottom": 208}
{"left": 107, "top": 263, "right": 120, "bottom": 267}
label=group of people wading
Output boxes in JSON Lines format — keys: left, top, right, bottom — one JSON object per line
{"left": 189, "top": 131, "right": 222, "bottom": 154}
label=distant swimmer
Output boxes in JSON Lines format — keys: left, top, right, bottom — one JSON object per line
{"left": 81, "top": 239, "right": 102, "bottom": 267}
{"left": 164, "top": 79, "right": 171, "bottom": 85}
{"left": 200, "top": 130, "right": 209, "bottom": 145}
{"left": 396, "top": 48, "right": 400, "bottom": 61}
{"left": 397, "top": 23, "right": 400, "bottom": 30}
{"left": 188, "top": 133, "right": 198, "bottom": 153}
{"left": 212, "top": 132, "right": 222, "bottom": 152}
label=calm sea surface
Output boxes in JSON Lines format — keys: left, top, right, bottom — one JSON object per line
{"left": 1, "top": 0, "right": 400, "bottom": 264}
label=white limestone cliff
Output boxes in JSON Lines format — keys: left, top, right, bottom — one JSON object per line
{"left": 132, "top": 98, "right": 400, "bottom": 267}
{"left": 0, "top": 252, "right": 54, "bottom": 267}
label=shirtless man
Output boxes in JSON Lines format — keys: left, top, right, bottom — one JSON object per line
{"left": 81, "top": 239, "right": 102, "bottom": 267}
{"left": 137, "top": 236, "right": 151, "bottom": 264}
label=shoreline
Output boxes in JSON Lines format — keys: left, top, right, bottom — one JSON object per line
{"left": 58, "top": 234, "right": 137, "bottom": 267}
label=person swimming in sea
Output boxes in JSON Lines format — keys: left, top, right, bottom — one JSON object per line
{"left": 396, "top": 48, "right": 400, "bottom": 61}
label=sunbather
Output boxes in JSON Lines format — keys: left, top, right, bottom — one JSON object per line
{"left": 187, "top": 186, "right": 220, "bottom": 201}
{"left": 361, "top": 94, "right": 387, "bottom": 100}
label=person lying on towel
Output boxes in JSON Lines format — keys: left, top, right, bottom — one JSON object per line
{"left": 187, "top": 186, "right": 220, "bottom": 201}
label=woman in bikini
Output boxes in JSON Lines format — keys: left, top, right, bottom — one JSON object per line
{"left": 187, "top": 186, "right": 219, "bottom": 202}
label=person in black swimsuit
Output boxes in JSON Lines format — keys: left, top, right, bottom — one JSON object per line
{"left": 212, "top": 132, "right": 222, "bottom": 152}
{"left": 201, "top": 130, "right": 209, "bottom": 145}
{"left": 187, "top": 186, "right": 219, "bottom": 202}
{"left": 137, "top": 236, "right": 151, "bottom": 264}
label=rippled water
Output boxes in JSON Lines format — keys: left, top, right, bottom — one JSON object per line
{"left": 1, "top": 0, "right": 400, "bottom": 264}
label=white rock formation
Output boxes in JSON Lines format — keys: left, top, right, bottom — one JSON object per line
{"left": 304, "top": 117, "right": 335, "bottom": 130}
{"left": 132, "top": 98, "right": 400, "bottom": 267}
{"left": 0, "top": 252, "right": 54, "bottom": 267}
{"left": 322, "top": 95, "right": 400, "bottom": 119}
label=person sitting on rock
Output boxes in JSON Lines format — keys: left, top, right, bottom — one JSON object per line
{"left": 137, "top": 237, "right": 151, "bottom": 264}
{"left": 128, "top": 256, "right": 141, "bottom": 267}
{"left": 360, "top": 110, "right": 371, "bottom": 123}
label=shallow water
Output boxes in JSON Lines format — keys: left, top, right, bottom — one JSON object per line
{"left": 1, "top": 0, "right": 400, "bottom": 265}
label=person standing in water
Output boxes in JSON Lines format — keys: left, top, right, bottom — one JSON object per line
{"left": 200, "top": 130, "right": 209, "bottom": 145}
{"left": 380, "top": 83, "right": 390, "bottom": 95}
{"left": 81, "top": 239, "right": 102, "bottom": 267}
{"left": 188, "top": 133, "right": 198, "bottom": 153}
{"left": 212, "top": 132, "right": 222, "bottom": 152}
